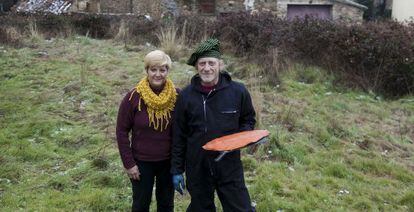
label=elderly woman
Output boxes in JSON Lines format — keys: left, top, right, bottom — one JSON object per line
{"left": 116, "top": 50, "right": 178, "bottom": 212}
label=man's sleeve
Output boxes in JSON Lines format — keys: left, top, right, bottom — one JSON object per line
{"left": 116, "top": 93, "right": 136, "bottom": 169}
{"left": 171, "top": 94, "right": 187, "bottom": 174}
{"left": 239, "top": 86, "right": 256, "bottom": 131}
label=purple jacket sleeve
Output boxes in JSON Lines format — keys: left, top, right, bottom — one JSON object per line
{"left": 116, "top": 91, "right": 136, "bottom": 169}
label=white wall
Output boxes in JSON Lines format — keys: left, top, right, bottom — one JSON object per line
{"left": 392, "top": 0, "right": 414, "bottom": 22}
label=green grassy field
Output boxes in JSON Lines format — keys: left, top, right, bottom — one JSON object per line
{"left": 0, "top": 37, "right": 413, "bottom": 211}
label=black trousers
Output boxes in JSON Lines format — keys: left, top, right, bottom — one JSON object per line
{"left": 186, "top": 152, "right": 253, "bottom": 212}
{"left": 130, "top": 160, "right": 174, "bottom": 212}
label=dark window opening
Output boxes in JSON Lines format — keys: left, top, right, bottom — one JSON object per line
{"left": 198, "top": 0, "right": 215, "bottom": 14}
{"left": 287, "top": 4, "right": 333, "bottom": 20}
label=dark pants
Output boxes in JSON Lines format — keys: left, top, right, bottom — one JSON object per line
{"left": 130, "top": 160, "right": 174, "bottom": 212}
{"left": 186, "top": 152, "right": 253, "bottom": 212}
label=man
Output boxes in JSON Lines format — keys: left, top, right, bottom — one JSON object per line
{"left": 171, "top": 38, "right": 256, "bottom": 211}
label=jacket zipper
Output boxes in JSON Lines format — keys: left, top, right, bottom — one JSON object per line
{"left": 202, "top": 89, "right": 214, "bottom": 133}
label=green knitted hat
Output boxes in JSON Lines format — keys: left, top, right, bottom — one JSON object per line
{"left": 187, "top": 38, "right": 221, "bottom": 66}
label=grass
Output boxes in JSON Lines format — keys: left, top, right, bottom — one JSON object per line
{"left": 0, "top": 36, "right": 413, "bottom": 211}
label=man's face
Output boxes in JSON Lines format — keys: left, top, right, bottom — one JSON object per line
{"left": 196, "top": 57, "right": 220, "bottom": 86}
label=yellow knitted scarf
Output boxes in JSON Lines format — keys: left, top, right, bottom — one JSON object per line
{"left": 129, "top": 77, "right": 177, "bottom": 131}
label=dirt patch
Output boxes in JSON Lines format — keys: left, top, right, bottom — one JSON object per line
{"left": 357, "top": 139, "right": 372, "bottom": 150}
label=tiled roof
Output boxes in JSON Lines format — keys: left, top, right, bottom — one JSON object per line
{"left": 16, "top": 0, "right": 72, "bottom": 14}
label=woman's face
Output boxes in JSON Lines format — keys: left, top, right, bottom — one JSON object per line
{"left": 146, "top": 65, "right": 169, "bottom": 90}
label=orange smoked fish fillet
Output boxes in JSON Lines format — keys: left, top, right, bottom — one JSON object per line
{"left": 202, "top": 130, "right": 270, "bottom": 151}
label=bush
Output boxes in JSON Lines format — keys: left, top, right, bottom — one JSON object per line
{"left": 71, "top": 13, "right": 111, "bottom": 38}
{"left": 328, "top": 20, "right": 414, "bottom": 96}
{"left": 1, "top": 13, "right": 413, "bottom": 97}
{"left": 0, "top": 26, "right": 23, "bottom": 46}
{"left": 125, "top": 16, "right": 160, "bottom": 44}
{"left": 175, "top": 15, "right": 216, "bottom": 46}
{"left": 214, "top": 13, "right": 414, "bottom": 97}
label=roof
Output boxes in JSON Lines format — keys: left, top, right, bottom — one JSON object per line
{"left": 286, "top": 0, "right": 368, "bottom": 10}
{"left": 334, "top": 0, "right": 368, "bottom": 10}
{"left": 16, "top": 0, "right": 72, "bottom": 14}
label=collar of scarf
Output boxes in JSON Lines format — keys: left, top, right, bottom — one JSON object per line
{"left": 129, "top": 77, "right": 177, "bottom": 131}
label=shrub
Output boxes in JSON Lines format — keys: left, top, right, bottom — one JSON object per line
{"left": 156, "top": 24, "right": 187, "bottom": 60}
{"left": 214, "top": 13, "right": 414, "bottom": 97}
{"left": 2, "top": 13, "right": 413, "bottom": 97}
{"left": 127, "top": 16, "right": 160, "bottom": 44}
{"left": 71, "top": 13, "right": 111, "bottom": 38}
{"left": 34, "top": 14, "right": 73, "bottom": 37}
{"left": 0, "top": 26, "right": 23, "bottom": 46}
{"left": 174, "top": 15, "right": 215, "bottom": 45}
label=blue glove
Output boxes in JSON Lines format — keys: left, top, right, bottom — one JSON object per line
{"left": 172, "top": 174, "right": 185, "bottom": 195}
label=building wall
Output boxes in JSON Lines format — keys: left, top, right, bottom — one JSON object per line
{"left": 98, "top": 0, "right": 164, "bottom": 17}
{"left": 215, "top": 0, "right": 245, "bottom": 14}
{"left": 211, "top": 0, "right": 278, "bottom": 14}
{"left": 100, "top": 0, "right": 130, "bottom": 13}
{"left": 277, "top": 0, "right": 363, "bottom": 22}
{"left": 71, "top": 0, "right": 101, "bottom": 13}
{"left": 333, "top": 2, "right": 364, "bottom": 22}
{"left": 254, "top": 0, "right": 279, "bottom": 13}
{"left": 392, "top": 0, "right": 414, "bottom": 21}
{"left": 277, "top": 0, "right": 333, "bottom": 17}
{"left": 71, "top": 0, "right": 364, "bottom": 22}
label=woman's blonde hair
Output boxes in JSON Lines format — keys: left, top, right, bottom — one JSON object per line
{"left": 144, "top": 50, "right": 172, "bottom": 70}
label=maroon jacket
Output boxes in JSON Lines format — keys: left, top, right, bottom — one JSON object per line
{"left": 116, "top": 89, "right": 177, "bottom": 169}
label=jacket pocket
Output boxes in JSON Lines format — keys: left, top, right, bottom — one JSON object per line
{"left": 217, "top": 109, "right": 239, "bottom": 132}
{"left": 221, "top": 110, "right": 238, "bottom": 114}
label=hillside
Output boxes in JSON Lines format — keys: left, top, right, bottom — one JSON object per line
{"left": 0, "top": 37, "right": 413, "bottom": 211}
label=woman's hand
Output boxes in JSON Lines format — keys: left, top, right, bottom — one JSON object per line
{"left": 126, "top": 165, "right": 140, "bottom": 180}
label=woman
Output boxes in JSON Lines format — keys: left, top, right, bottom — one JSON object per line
{"left": 116, "top": 50, "right": 178, "bottom": 212}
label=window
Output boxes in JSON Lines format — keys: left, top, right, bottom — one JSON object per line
{"left": 198, "top": 0, "right": 215, "bottom": 14}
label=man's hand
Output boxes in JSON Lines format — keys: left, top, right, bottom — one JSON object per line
{"left": 172, "top": 174, "right": 185, "bottom": 195}
{"left": 126, "top": 165, "right": 140, "bottom": 180}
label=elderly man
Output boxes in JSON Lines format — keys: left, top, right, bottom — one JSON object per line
{"left": 171, "top": 38, "right": 256, "bottom": 211}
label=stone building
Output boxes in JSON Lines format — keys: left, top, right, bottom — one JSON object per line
{"left": 13, "top": 0, "right": 366, "bottom": 22}
{"left": 277, "top": 0, "right": 367, "bottom": 22}
{"left": 84, "top": 0, "right": 177, "bottom": 17}
{"left": 178, "top": 0, "right": 367, "bottom": 22}
{"left": 14, "top": 0, "right": 176, "bottom": 17}
{"left": 71, "top": 0, "right": 101, "bottom": 13}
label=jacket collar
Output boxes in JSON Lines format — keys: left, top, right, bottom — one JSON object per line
{"left": 190, "top": 71, "right": 232, "bottom": 93}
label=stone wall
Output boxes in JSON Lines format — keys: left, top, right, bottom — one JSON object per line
{"left": 215, "top": 0, "right": 245, "bottom": 14}
{"left": 333, "top": 2, "right": 364, "bottom": 22}
{"left": 70, "top": 0, "right": 364, "bottom": 23}
{"left": 72, "top": 0, "right": 102, "bottom": 13}
{"left": 255, "top": 0, "right": 279, "bottom": 13}
{"left": 100, "top": 0, "right": 130, "bottom": 13}
{"left": 277, "top": 0, "right": 364, "bottom": 22}
{"left": 184, "top": 0, "right": 278, "bottom": 15}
